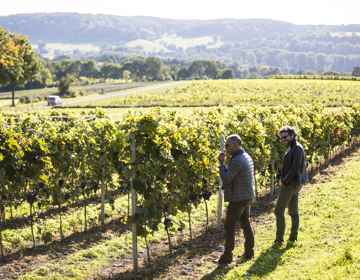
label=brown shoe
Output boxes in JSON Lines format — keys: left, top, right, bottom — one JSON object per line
{"left": 217, "top": 253, "right": 233, "bottom": 264}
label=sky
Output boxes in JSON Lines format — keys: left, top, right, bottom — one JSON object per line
{"left": 1, "top": 0, "right": 359, "bottom": 26}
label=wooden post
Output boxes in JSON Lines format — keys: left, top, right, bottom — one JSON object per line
{"left": 130, "top": 132, "right": 138, "bottom": 272}
{"left": 1, "top": 171, "right": 4, "bottom": 224}
{"left": 101, "top": 136, "right": 105, "bottom": 229}
{"left": 355, "top": 135, "right": 357, "bottom": 149}
{"left": 270, "top": 157, "right": 275, "bottom": 199}
{"left": 217, "top": 136, "right": 224, "bottom": 231}
{"left": 328, "top": 134, "right": 331, "bottom": 166}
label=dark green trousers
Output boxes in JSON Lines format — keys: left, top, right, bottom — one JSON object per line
{"left": 223, "top": 199, "right": 254, "bottom": 257}
{"left": 274, "top": 184, "right": 302, "bottom": 242}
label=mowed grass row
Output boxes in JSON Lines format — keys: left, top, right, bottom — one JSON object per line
{"left": 20, "top": 194, "right": 220, "bottom": 279}
{"left": 209, "top": 157, "right": 360, "bottom": 279}
{"left": 2, "top": 193, "right": 130, "bottom": 250}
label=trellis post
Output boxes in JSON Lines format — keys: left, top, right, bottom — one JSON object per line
{"left": 130, "top": 131, "right": 138, "bottom": 272}
{"left": 270, "top": 154, "right": 275, "bottom": 199}
{"left": 328, "top": 134, "right": 331, "bottom": 165}
{"left": 101, "top": 134, "right": 106, "bottom": 229}
{"left": 217, "top": 136, "right": 224, "bottom": 231}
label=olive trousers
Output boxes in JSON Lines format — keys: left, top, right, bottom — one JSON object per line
{"left": 223, "top": 199, "right": 254, "bottom": 257}
{"left": 274, "top": 184, "right": 302, "bottom": 242}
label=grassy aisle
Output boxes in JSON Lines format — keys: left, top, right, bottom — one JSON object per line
{"left": 19, "top": 194, "right": 220, "bottom": 279}
{"left": 206, "top": 156, "right": 360, "bottom": 280}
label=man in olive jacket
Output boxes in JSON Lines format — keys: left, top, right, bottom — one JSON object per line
{"left": 217, "top": 134, "right": 255, "bottom": 264}
{"left": 274, "top": 126, "right": 308, "bottom": 244}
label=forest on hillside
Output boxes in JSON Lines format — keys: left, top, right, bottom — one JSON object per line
{"left": 1, "top": 13, "right": 360, "bottom": 72}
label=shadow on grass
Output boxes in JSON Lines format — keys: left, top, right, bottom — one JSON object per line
{"left": 242, "top": 242, "right": 295, "bottom": 278}
{"left": 201, "top": 241, "right": 296, "bottom": 280}
{"left": 0, "top": 216, "right": 128, "bottom": 267}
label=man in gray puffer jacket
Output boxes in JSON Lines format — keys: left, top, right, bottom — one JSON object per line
{"left": 217, "top": 134, "right": 255, "bottom": 264}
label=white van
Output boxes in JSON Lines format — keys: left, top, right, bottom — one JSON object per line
{"left": 47, "top": 96, "right": 62, "bottom": 106}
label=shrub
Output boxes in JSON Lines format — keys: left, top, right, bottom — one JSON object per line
{"left": 19, "top": 95, "right": 31, "bottom": 103}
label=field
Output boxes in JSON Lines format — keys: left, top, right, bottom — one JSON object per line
{"left": 31, "top": 43, "right": 101, "bottom": 60}
{"left": 61, "top": 79, "right": 360, "bottom": 108}
{"left": 126, "top": 35, "right": 222, "bottom": 53}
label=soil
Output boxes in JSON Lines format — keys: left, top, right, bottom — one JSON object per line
{"left": 0, "top": 145, "right": 358, "bottom": 280}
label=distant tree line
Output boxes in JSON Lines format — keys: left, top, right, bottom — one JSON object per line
{"left": 3, "top": 53, "right": 360, "bottom": 94}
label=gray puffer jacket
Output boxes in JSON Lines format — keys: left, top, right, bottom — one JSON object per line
{"left": 219, "top": 149, "right": 255, "bottom": 202}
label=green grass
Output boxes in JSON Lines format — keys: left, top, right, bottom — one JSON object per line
{"left": 207, "top": 157, "right": 360, "bottom": 279}
{"left": 20, "top": 193, "right": 221, "bottom": 279}
{"left": 2, "top": 192, "right": 130, "bottom": 249}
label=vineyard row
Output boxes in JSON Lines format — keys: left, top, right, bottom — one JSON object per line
{"left": 0, "top": 104, "right": 359, "bottom": 256}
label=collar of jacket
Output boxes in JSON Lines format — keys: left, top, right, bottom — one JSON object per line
{"left": 284, "top": 138, "right": 297, "bottom": 157}
{"left": 290, "top": 138, "right": 297, "bottom": 148}
{"left": 230, "top": 148, "right": 244, "bottom": 160}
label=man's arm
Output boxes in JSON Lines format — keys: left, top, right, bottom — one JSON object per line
{"left": 282, "top": 146, "right": 303, "bottom": 186}
{"left": 219, "top": 160, "right": 242, "bottom": 184}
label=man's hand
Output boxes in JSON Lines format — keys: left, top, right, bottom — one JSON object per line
{"left": 218, "top": 152, "right": 225, "bottom": 164}
{"left": 281, "top": 182, "right": 286, "bottom": 188}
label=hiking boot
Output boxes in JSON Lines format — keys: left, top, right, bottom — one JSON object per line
{"left": 288, "top": 237, "right": 297, "bottom": 242}
{"left": 238, "top": 252, "right": 254, "bottom": 260}
{"left": 217, "top": 253, "right": 233, "bottom": 264}
{"left": 272, "top": 239, "right": 283, "bottom": 245}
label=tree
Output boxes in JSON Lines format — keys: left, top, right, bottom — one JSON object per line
{"left": 130, "top": 56, "right": 147, "bottom": 82}
{"left": 204, "top": 60, "right": 222, "bottom": 79}
{"left": 170, "top": 64, "right": 180, "bottom": 80}
{"left": 0, "top": 27, "right": 43, "bottom": 106}
{"left": 259, "top": 66, "right": 270, "bottom": 77}
{"left": 80, "top": 60, "right": 99, "bottom": 78}
{"left": 248, "top": 65, "right": 259, "bottom": 74}
{"left": 351, "top": 66, "right": 360, "bottom": 77}
{"left": 188, "top": 60, "right": 207, "bottom": 79}
{"left": 145, "top": 57, "right": 164, "bottom": 81}
{"left": 123, "top": 70, "right": 131, "bottom": 82}
{"left": 58, "top": 74, "right": 74, "bottom": 96}
{"left": 37, "top": 68, "right": 53, "bottom": 87}
{"left": 177, "top": 66, "right": 189, "bottom": 80}
{"left": 51, "top": 59, "right": 82, "bottom": 81}
{"left": 221, "top": 69, "right": 235, "bottom": 79}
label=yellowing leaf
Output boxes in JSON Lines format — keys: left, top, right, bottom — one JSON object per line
{"left": 136, "top": 146, "right": 146, "bottom": 154}
{"left": 120, "top": 216, "right": 127, "bottom": 224}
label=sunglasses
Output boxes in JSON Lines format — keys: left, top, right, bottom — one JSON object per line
{"left": 281, "top": 135, "right": 289, "bottom": 139}
{"left": 225, "top": 143, "right": 234, "bottom": 147}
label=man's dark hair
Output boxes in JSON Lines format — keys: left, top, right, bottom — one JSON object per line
{"left": 278, "top": 126, "right": 298, "bottom": 137}
{"left": 227, "top": 134, "right": 242, "bottom": 146}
